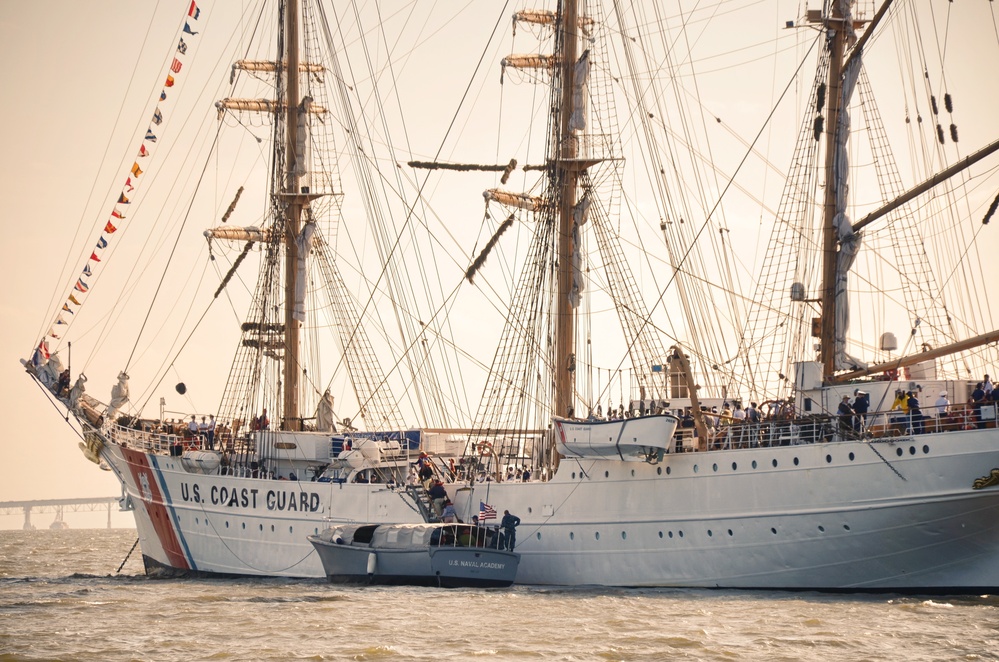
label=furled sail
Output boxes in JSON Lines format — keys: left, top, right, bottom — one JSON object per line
{"left": 512, "top": 10, "right": 594, "bottom": 35}
{"left": 107, "top": 371, "right": 129, "bottom": 421}
{"left": 316, "top": 388, "right": 335, "bottom": 432}
{"left": 569, "top": 192, "right": 591, "bottom": 308}
{"left": 214, "top": 98, "right": 327, "bottom": 119}
{"left": 484, "top": 189, "right": 543, "bottom": 212}
{"left": 831, "top": 1, "right": 866, "bottom": 372}
{"left": 204, "top": 226, "right": 276, "bottom": 242}
{"left": 500, "top": 54, "right": 557, "bottom": 82}
{"left": 230, "top": 59, "right": 325, "bottom": 84}
{"left": 569, "top": 50, "right": 590, "bottom": 132}
{"left": 293, "top": 222, "right": 317, "bottom": 322}
{"left": 294, "top": 97, "right": 313, "bottom": 181}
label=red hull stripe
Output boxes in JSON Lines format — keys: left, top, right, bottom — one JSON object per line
{"left": 121, "top": 447, "right": 192, "bottom": 570}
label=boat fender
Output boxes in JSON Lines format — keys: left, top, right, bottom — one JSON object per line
{"left": 366, "top": 552, "right": 377, "bottom": 575}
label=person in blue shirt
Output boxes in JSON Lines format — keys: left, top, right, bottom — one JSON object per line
{"left": 428, "top": 480, "right": 447, "bottom": 517}
{"left": 500, "top": 510, "right": 521, "bottom": 551}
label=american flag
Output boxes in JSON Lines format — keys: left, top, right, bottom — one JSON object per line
{"left": 479, "top": 502, "right": 497, "bottom": 521}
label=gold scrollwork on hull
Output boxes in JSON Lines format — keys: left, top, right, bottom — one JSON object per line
{"left": 972, "top": 468, "right": 999, "bottom": 490}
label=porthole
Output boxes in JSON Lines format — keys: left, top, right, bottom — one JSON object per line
{"left": 536, "top": 532, "right": 541, "bottom": 540}
{"left": 595, "top": 531, "right": 601, "bottom": 540}
{"left": 225, "top": 521, "right": 229, "bottom": 529}
{"left": 712, "top": 463, "right": 718, "bottom": 472}
{"left": 727, "top": 529, "right": 733, "bottom": 536}
{"left": 772, "top": 459, "right": 778, "bottom": 468}
{"left": 849, "top": 452, "right": 855, "bottom": 461}
{"left": 922, "top": 445, "right": 930, "bottom": 454}
{"left": 605, "top": 471, "right": 610, "bottom": 478}
{"left": 572, "top": 472, "right": 576, "bottom": 479}
{"left": 818, "top": 525, "right": 825, "bottom": 532}
{"left": 631, "top": 469, "right": 636, "bottom": 477}
{"left": 666, "top": 466, "right": 672, "bottom": 475}
{"left": 570, "top": 532, "right": 575, "bottom": 540}
{"left": 678, "top": 530, "right": 684, "bottom": 538}
{"left": 289, "top": 526, "right": 293, "bottom": 534}
{"left": 732, "top": 462, "right": 737, "bottom": 471}
{"left": 527, "top": 507, "right": 533, "bottom": 514}
{"left": 270, "top": 524, "right": 275, "bottom": 532}
{"left": 707, "top": 530, "right": 713, "bottom": 537}
{"left": 693, "top": 465, "right": 699, "bottom": 473}
{"left": 657, "top": 467, "right": 662, "bottom": 476}
{"left": 909, "top": 446, "right": 916, "bottom": 455}
{"left": 771, "top": 527, "right": 777, "bottom": 535}
{"left": 752, "top": 460, "right": 757, "bottom": 469}
{"left": 621, "top": 531, "right": 627, "bottom": 540}
{"left": 668, "top": 531, "right": 674, "bottom": 538}
{"left": 658, "top": 531, "right": 664, "bottom": 539}
{"left": 242, "top": 523, "right": 246, "bottom": 530}
{"left": 843, "top": 524, "right": 851, "bottom": 531}
{"left": 259, "top": 524, "right": 263, "bottom": 531}
{"left": 314, "top": 528, "right": 319, "bottom": 535}
{"left": 196, "top": 518, "right": 200, "bottom": 525}
{"left": 896, "top": 448, "right": 904, "bottom": 457}
{"left": 793, "top": 457, "right": 799, "bottom": 466}
{"left": 825, "top": 454, "right": 832, "bottom": 463}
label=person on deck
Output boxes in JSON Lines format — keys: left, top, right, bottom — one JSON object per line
{"left": 206, "top": 415, "right": 216, "bottom": 449}
{"left": 428, "top": 480, "right": 447, "bottom": 518}
{"left": 972, "top": 383, "right": 987, "bottom": 429}
{"left": 188, "top": 415, "right": 199, "bottom": 440}
{"left": 441, "top": 500, "right": 458, "bottom": 523}
{"left": 55, "top": 369, "right": 71, "bottom": 397}
{"left": 934, "top": 391, "right": 951, "bottom": 431}
{"left": 257, "top": 409, "right": 270, "bottom": 430}
{"left": 837, "top": 396, "right": 856, "bottom": 435}
{"left": 418, "top": 461, "right": 434, "bottom": 491}
{"left": 501, "top": 510, "right": 521, "bottom": 551}
{"left": 907, "top": 391, "right": 924, "bottom": 434}
{"left": 852, "top": 390, "right": 870, "bottom": 432}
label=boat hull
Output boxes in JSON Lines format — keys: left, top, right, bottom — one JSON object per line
{"left": 101, "top": 427, "right": 999, "bottom": 591}
{"left": 103, "top": 444, "right": 423, "bottom": 578}
{"left": 308, "top": 536, "right": 519, "bottom": 588}
{"left": 452, "top": 428, "right": 999, "bottom": 592}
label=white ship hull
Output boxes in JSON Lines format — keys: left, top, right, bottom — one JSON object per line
{"left": 455, "top": 429, "right": 999, "bottom": 591}
{"left": 104, "top": 444, "right": 422, "bottom": 578}
{"left": 103, "top": 426, "right": 999, "bottom": 590}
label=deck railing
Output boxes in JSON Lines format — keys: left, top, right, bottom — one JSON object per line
{"left": 675, "top": 404, "right": 991, "bottom": 451}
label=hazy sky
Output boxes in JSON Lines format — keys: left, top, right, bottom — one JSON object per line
{"left": 0, "top": 4, "right": 172, "bottom": 526}
{"left": 2, "top": 0, "right": 998, "bottom": 530}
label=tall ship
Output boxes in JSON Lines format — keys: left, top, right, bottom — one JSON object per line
{"left": 26, "top": 0, "right": 999, "bottom": 591}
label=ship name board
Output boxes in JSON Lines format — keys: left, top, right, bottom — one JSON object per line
{"left": 179, "top": 482, "right": 321, "bottom": 512}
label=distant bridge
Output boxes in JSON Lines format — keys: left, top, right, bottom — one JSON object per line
{"left": 0, "top": 497, "right": 122, "bottom": 530}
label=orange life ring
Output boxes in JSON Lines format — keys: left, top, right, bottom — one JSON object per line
{"left": 477, "top": 441, "right": 493, "bottom": 456}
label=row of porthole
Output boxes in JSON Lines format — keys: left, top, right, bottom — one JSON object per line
{"left": 897, "top": 445, "right": 930, "bottom": 457}
{"left": 188, "top": 517, "right": 321, "bottom": 536}
{"left": 572, "top": 445, "right": 931, "bottom": 480}
{"left": 562, "top": 523, "right": 854, "bottom": 542}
